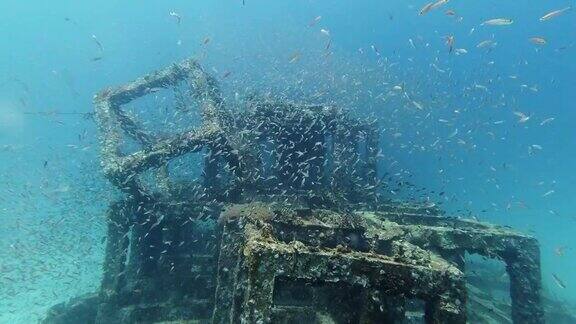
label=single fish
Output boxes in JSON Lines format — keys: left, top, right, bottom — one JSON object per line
{"left": 448, "top": 128, "right": 458, "bottom": 138}
{"left": 474, "top": 84, "right": 488, "bottom": 91}
{"left": 540, "top": 117, "right": 555, "bottom": 126}
{"left": 91, "top": 35, "right": 104, "bottom": 53}
{"left": 320, "top": 28, "right": 330, "bottom": 37}
{"left": 454, "top": 48, "right": 467, "bottom": 55}
{"left": 540, "top": 7, "right": 571, "bottom": 21}
{"left": 308, "top": 16, "right": 322, "bottom": 27}
{"left": 513, "top": 111, "right": 530, "bottom": 123}
{"left": 552, "top": 273, "right": 566, "bottom": 289}
{"left": 445, "top": 35, "right": 455, "bottom": 53}
{"left": 482, "top": 18, "right": 514, "bottom": 26}
{"left": 430, "top": 0, "right": 449, "bottom": 10}
{"left": 476, "top": 40, "right": 497, "bottom": 49}
{"left": 554, "top": 246, "right": 567, "bottom": 257}
{"left": 542, "top": 190, "right": 555, "bottom": 197}
{"left": 419, "top": 2, "right": 435, "bottom": 15}
{"left": 203, "top": 37, "right": 211, "bottom": 45}
{"left": 431, "top": 63, "right": 445, "bottom": 73}
{"left": 445, "top": 9, "right": 456, "bottom": 16}
{"left": 169, "top": 11, "right": 182, "bottom": 25}
{"left": 529, "top": 36, "right": 547, "bottom": 45}
{"left": 288, "top": 52, "right": 301, "bottom": 63}
{"left": 147, "top": 87, "right": 163, "bottom": 93}
{"left": 412, "top": 100, "right": 424, "bottom": 110}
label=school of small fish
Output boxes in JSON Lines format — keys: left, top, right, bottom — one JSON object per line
{"left": 0, "top": 1, "right": 575, "bottom": 322}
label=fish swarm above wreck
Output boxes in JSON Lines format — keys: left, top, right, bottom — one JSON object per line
{"left": 43, "top": 58, "right": 545, "bottom": 324}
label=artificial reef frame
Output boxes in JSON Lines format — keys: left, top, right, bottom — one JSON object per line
{"left": 42, "top": 58, "right": 544, "bottom": 324}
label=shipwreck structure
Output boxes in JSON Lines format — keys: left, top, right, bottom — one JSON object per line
{"left": 43, "top": 58, "right": 545, "bottom": 323}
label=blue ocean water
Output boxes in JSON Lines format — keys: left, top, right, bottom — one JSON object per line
{"left": 0, "top": 0, "right": 574, "bottom": 322}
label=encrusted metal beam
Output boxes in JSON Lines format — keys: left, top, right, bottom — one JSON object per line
{"left": 93, "top": 58, "right": 239, "bottom": 197}
{"left": 213, "top": 203, "right": 467, "bottom": 324}
{"left": 361, "top": 211, "right": 545, "bottom": 324}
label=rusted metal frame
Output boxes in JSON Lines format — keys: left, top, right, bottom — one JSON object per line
{"left": 94, "top": 58, "right": 241, "bottom": 198}
{"left": 239, "top": 238, "right": 466, "bottom": 323}
{"left": 213, "top": 206, "right": 466, "bottom": 323}
{"left": 365, "top": 212, "right": 544, "bottom": 324}
{"left": 502, "top": 238, "right": 544, "bottom": 324}
{"left": 117, "top": 127, "right": 216, "bottom": 177}
{"left": 100, "top": 200, "right": 132, "bottom": 296}
{"left": 212, "top": 220, "right": 250, "bottom": 324}
{"left": 113, "top": 109, "right": 156, "bottom": 146}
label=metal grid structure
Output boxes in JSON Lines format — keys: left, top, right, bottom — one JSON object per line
{"left": 43, "top": 58, "right": 544, "bottom": 324}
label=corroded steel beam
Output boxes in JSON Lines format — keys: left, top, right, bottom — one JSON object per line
{"left": 361, "top": 211, "right": 545, "bottom": 324}
{"left": 94, "top": 58, "right": 238, "bottom": 197}
{"left": 213, "top": 203, "right": 467, "bottom": 323}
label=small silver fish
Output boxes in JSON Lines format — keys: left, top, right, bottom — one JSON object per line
{"left": 513, "top": 111, "right": 530, "bottom": 123}
{"left": 430, "top": 0, "right": 449, "bottom": 10}
{"left": 288, "top": 52, "right": 301, "bottom": 63}
{"left": 169, "top": 11, "right": 182, "bottom": 25}
{"left": 419, "top": 2, "right": 434, "bottom": 15}
{"left": 91, "top": 35, "right": 103, "bottom": 52}
{"left": 552, "top": 273, "right": 566, "bottom": 289}
{"left": 540, "top": 7, "right": 571, "bottom": 21}
{"left": 529, "top": 36, "right": 547, "bottom": 45}
{"left": 476, "top": 40, "right": 497, "bottom": 49}
{"left": 540, "top": 117, "right": 555, "bottom": 126}
{"left": 482, "top": 18, "right": 514, "bottom": 26}
{"left": 308, "top": 16, "right": 322, "bottom": 27}
{"left": 412, "top": 100, "right": 424, "bottom": 110}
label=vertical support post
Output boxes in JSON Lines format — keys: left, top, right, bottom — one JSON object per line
{"left": 204, "top": 147, "right": 220, "bottom": 197}
{"left": 424, "top": 295, "right": 466, "bottom": 324}
{"left": 306, "top": 122, "right": 326, "bottom": 188}
{"left": 241, "top": 249, "right": 275, "bottom": 324}
{"left": 213, "top": 222, "right": 244, "bottom": 324}
{"left": 128, "top": 207, "right": 163, "bottom": 277}
{"left": 332, "top": 127, "right": 360, "bottom": 201}
{"left": 100, "top": 200, "right": 131, "bottom": 293}
{"left": 503, "top": 240, "right": 544, "bottom": 324}
{"left": 97, "top": 199, "right": 132, "bottom": 324}
{"left": 365, "top": 125, "right": 379, "bottom": 186}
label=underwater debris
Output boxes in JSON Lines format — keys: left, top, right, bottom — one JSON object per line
{"left": 42, "top": 58, "right": 545, "bottom": 324}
